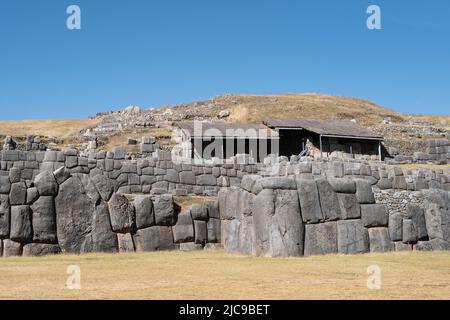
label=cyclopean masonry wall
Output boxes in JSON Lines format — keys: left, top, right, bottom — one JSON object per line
{"left": 219, "top": 160, "right": 450, "bottom": 256}
{"left": 1, "top": 147, "right": 449, "bottom": 257}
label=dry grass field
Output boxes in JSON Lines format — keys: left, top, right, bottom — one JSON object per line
{"left": 0, "top": 119, "right": 100, "bottom": 139}
{"left": 0, "top": 251, "right": 449, "bottom": 300}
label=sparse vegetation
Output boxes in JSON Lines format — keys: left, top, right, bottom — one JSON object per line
{"left": 0, "top": 251, "right": 449, "bottom": 299}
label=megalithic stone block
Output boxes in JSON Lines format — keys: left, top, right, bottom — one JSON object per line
{"left": 337, "top": 219, "right": 369, "bottom": 254}
{"left": 304, "top": 221, "right": 338, "bottom": 256}
{"left": 316, "top": 178, "right": 341, "bottom": 221}
{"left": 296, "top": 178, "right": 323, "bottom": 223}
{"left": 10, "top": 205, "right": 32, "bottom": 243}
{"left": 368, "top": 227, "right": 394, "bottom": 252}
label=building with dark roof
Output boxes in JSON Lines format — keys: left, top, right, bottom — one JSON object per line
{"left": 263, "top": 119, "right": 384, "bottom": 160}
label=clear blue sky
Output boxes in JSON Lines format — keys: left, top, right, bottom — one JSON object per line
{"left": 0, "top": 0, "right": 449, "bottom": 120}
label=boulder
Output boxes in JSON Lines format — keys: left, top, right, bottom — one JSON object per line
{"left": 402, "top": 219, "right": 418, "bottom": 244}
{"left": 22, "top": 243, "right": 61, "bottom": 257}
{"left": 134, "top": 195, "right": 155, "bottom": 229}
{"left": 30, "top": 196, "right": 57, "bottom": 243}
{"left": 337, "top": 219, "right": 369, "bottom": 254}
{"left": 9, "top": 182, "right": 27, "bottom": 205}
{"left": 304, "top": 222, "right": 338, "bottom": 256}
{"left": 253, "top": 189, "right": 304, "bottom": 257}
{"left": 388, "top": 213, "right": 403, "bottom": 241}
{"left": 0, "top": 176, "right": 11, "bottom": 194}
{"left": 260, "top": 177, "right": 297, "bottom": 190}
{"left": 328, "top": 178, "right": 356, "bottom": 193}
{"left": 207, "top": 218, "right": 221, "bottom": 243}
{"left": 153, "top": 194, "right": 176, "bottom": 226}
{"left": 10, "top": 205, "right": 32, "bottom": 243}
{"left": 117, "top": 233, "right": 135, "bottom": 253}
{"left": 0, "top": 195, "right": 10, "bottom": 238}
{"left": 194, "top": 220, "right": 207, "bottom": 245}
{"left": 34, "top": 171, "right": 58, "bottom": 196}
{"left": 361, "top": 204, "right": 388, "bottom": 227}
{"left": 172, "top": 213, "right": 194, "bottom": 243}
{"left": 355, "top": 179, "right": 375, "bottom": 204}
{"left": 337, "top": 193, "right": 361, "bottom": 220}
{"left": 368, "top": 227, "right": 394, "bottom": 252}
{"left": 133, "top": 226, "right": 175, "bottom": 252}
{"left": 190, "top": 203, "right": 208, "bottom": 221}
{"left": 2, "top": 239, "right": 22, "bottom": 257}
{"left": 316, "top": 178, "right": 341, "bottom": 221}
{"left": 296, "top": 179, "right": 323, "bottom": 223}
{"left": 91, "top": 174, "right": 115, "bottom": 201}
{"left": 108, "top": 193, "right": 135, "bottom": 233}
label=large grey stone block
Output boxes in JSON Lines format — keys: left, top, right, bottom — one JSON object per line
{"left": 22, "top": 243, "right": 61, "bottom": 257}
{"left": 368, "top": 228, "right": 394, "bottom": 252}
{"left": 134, "top": 195, "right": 154, "bottom": 229}
{"left": 108, "top": 193, "right": 135, "bottom": 233}
{"left": 117, "top": 233, "right": 135, "bottom": 253}
{"left": 153, "top": 194, "right": 176, "bottom": 226}
{"left": 2, "top": 239, "right": 22, "bottom": 257}
{"left": 173, "top": 213, "right": 194, "bottom": 243}
{"left": 328, "top": 178, "right": 356, "bottom": 193}
{"left": 304, "top": 222, "right": 338, "bottom": 256}
{"left": 337, "top": 219, "right": 369, "bottom": 254}
{"left": 31, "top": 196, "right": 57, "bottom": 243}
{"left": 361, "top": 204, "right": 388, "bottom": 227}
{"left": 405, "top": 204, "right": 428, "bottom": 240}
{"left": 388, "top": 213, "right": 403, "bottom": 241}
{"left": 9, "top": 182, "right": 27, "bottom": 205}
{"left": 316, "top": 178, "right": 341, "bottom": 221}
{"left": 194, "top": 220, "right": 207, "bottom": 245}
{"left": 133, "top": 226, "right": 175, "bottom": 252}
{"left": 34, "top": 171, "right": 58, "bottom": 196}
{"left": 402, "top": 219, "right": 418, "bottom": 244}
{"left": 190, "top": 203, "right": 208, "bottom": 221}
{"left": 10, "top": 205, "right": 32, "bottom": 243}
{"left": 0, "top": 194, "right": 10, "bottom": 238}
{"left": 297, "top": 179, "right": 323, "bottom": 223}
{"left": 355, "top": 179, "right": 375, "bottom": 204}
{"left": 0, "top": 176, "right": 11, "bottom": 194}
{"left": 207, "top": 218, "right": 221, "bottom": 243}
{"left": 337, "top": 193, "right": 361, "bottom": 220}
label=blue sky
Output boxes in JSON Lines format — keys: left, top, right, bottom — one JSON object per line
{"left": 0, "top": 0, "right": 449, "bottom": 120}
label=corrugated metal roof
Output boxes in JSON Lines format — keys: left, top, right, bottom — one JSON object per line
{"left": 175, "top": 122, "right": 278, "bottom": 138}
{"left": 263, "top": 119, "right": 383, "bottom": 140}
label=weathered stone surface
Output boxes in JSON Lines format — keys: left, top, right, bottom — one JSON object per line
{"left": 207, "top": 218, "right": 221, "bottom": 243}
{"left": 337, "top": 219, "right": 369, "bottom": 254}
{"left": 9, "top": 182, "right": 27, "bottom": 205}
{"left": 196, "top": 174, "right": 216, "bottom": 186}
{"left": 190, "top": 204, "right": 208, "bottom": 221}
{"left": 422, "top": 190, "right": 450, "bottom": 242}
{"left": 91, "top": 174, "right": 115, "bottom": 201}
{"left": 404, "top": 204, "right": 428, "bottom": 239}
{"left": 219, "top": 187, "right": 254, "bottom": 220}
{"left": 221, "top": 217, "right": 254, "bottom": 255}
{"left": 304, "top": 222, "right": 338, "bottom": 256}
{"left": 394, "top": 242, "right": 412, "bottom": 251}
{"left": 153, "top": 194, "right": 176, "bottom": 226}
{"left": 26, "top": 187, "right": 39, "bottom": 205}
{"left": 108, "top": 193, "right": 135, "bottom": 233}
{"left": 402, "top": 219, "right": 418, "bottom": 244}
{"left": 53, "top": 166, "right": 71, "bottom": 185}
{"left": 34, "top": 171, "right": 58, "bottom": 196}
{"left": 260, "top": 177, "right": 297, "bottom": 190}
{"left": 10, "top": 205, "right": 32, "bottom": 243}
{"left": 0, "top": 194, "right": 10, "bottom": 238}
{"left": 134, "top": 195, "right": 154, "bottom": 229}
{"left": 337, "top": 193, "right": 361, "bottom": 220}
{"left": 2, "top": 239, "right": 22, "bottom": 257}
{"left": 22, "top": 243, "right": 61, "bottom": 256}
{"left": 253, "top": 189, "right": 304, "bottom": 257}
{"left": 316, "top": 178, "right": 341, "bottom": 221}
{"left": 0, "top": 176, "right": 11, "bottom": 194}
{"left": 393, "top": 176, "right": 407, "bottom": 190}
{"left": 328, "top": 178, "right": 356, "bottom": 193}
{"left": 56, "top": 175, "right": 117, "bottom": 253}
{"left": 361, "top": 204, "right": 388, "bottom": 227}
{"left": 194, "top": 220, "right": 207, "bottom": 244}
{"left": 205, "top": 200, "right": 219, "bottom": 219}
{"left": 133, "top": 226, "right": 175, "bottom": 252}
{"left": 296, "top": 179, "right": 323, "bottom": 223}
{"left": 388, "top": 213, "right": 403, "bottom": 241}
{"left": 117, "top": 233, "right": 135, "bottom": 252}
{"left": 9, "top": 168, "right": 21, "bottom": 183}
{"left": 179, "top": 171, "right": 196, "bottom": 185}
{"left": 240, "top": 175, "right": 261, "bottom": 193}
{"left": 355, "top": 179, "right": 375, "bottom": 204}
{"left": 180, "top": 242, "right": 203, "bottom": 251}
{"left": 368, "top": 228, "right": 394, "bottom": 252}
{"left": 173, "top": 213, "right": 194, "bottom": 243}
{"left": 31, "top": 196, "right": 56, "bottom": 243}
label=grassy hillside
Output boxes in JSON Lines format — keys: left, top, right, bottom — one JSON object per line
{"left": 215, "top": 94, "right": 404, "bottom": 126}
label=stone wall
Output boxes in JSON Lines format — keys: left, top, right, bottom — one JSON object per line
{"left": 219, "top": 174, "right": 450, "bottom": 257}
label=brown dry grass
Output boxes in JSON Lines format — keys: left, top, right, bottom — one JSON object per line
{"left": 0, "top": 119, "right": 100, "bottom": 139}
{"left": 98, "top": 127, "right": 173, "bottom": 152}
{"left": 174, "top": 195, "right": 218, "bottom": 211}
{"left": 0, "top": 251, "right": 449, "bottom": 300}
{"left": 222, "top": 94, "right": 404, "bottom": 126}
